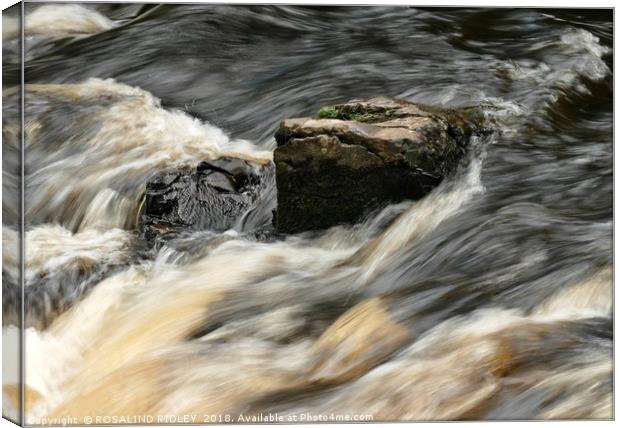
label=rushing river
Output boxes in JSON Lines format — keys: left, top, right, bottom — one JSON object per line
{"left": 2, "top": 3, "right": 613, "bottom": 423}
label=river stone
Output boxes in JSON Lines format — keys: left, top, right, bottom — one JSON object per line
{"left": 274, "top": 97, "right": 482, "bottom": 233}
{"left": 141, "top": 157, "right": 275, "bottom": 240}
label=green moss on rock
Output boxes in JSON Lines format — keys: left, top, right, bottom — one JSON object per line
{"left": 316, "top": 104, "right": 394, "bottom": 123}
{"left": 316, "top": 106, "right": 339, "bottom": 119}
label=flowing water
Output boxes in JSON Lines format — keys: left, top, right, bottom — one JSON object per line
{"left": 1, "top": 3, "right": 613, "bottom": 423}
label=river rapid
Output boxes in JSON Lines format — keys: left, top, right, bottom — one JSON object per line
{"left": 1, "top": 3, "right": 613, "bottom": 422}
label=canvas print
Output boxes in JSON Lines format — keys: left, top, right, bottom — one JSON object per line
{"left": 1, "top": 2, "right": 613, "bottom": 424}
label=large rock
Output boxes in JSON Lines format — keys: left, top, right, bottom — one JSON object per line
{"left": 140, "top": 157, "right": 275, "bottom": 240}
{"left": 274, "top": 97, "right": 483, "bottom": 233}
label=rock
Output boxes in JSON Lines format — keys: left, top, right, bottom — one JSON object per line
{"left": 140, "top": 157, "right": 276, "bottom": 240}
{"left": 274, "top": 97, "right": 484, "bottom": 233}
{"left": 309, "top": 297, "right": 411, "bottom": 384}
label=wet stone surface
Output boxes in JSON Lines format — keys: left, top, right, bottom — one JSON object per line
{"left": 274, "top": 97, "right": 484, "bottom": 233}
{"left": 141, "top": 157, "right": 275, "bottom": 241}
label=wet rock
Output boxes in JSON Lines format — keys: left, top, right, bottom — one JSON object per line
{"left": 309, "top": 297, "right": 411, "bottom": 384}
{"left": 140, "top": 157, "right": 276, "bottom": 240}
{"left": 274, "top": 97, "right": 484, "bottom": 233}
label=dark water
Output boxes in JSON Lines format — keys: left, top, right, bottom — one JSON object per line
{"left": 1, "top": 4, "right": 613, "bottom": 422}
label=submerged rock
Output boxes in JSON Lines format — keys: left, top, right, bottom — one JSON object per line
{"left": 140, "top": 157, "right": 275, "bottom": 240}
{"left": 274, "top": 97, "right": 484, "bottom": 233}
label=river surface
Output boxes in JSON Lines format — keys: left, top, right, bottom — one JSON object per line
{"left": 1, "top": 3, "right": 613, "bottom": 422}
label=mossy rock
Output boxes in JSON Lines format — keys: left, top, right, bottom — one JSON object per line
{"left": 316, "top": 102, "right": 397, "bottom": 123}
{"left": 275, "top": 96, "right": 488, "bottom": 233}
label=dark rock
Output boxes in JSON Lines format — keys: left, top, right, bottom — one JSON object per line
{"left": 274, "top": 97, "right": 484, "bottom": 233}
{"left": 140, "top": 156, "right": 276, "bottom": 240}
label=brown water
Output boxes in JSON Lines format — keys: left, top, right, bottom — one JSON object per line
{"left": 2, "top": 3, "right": 613, "bottom": 423}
